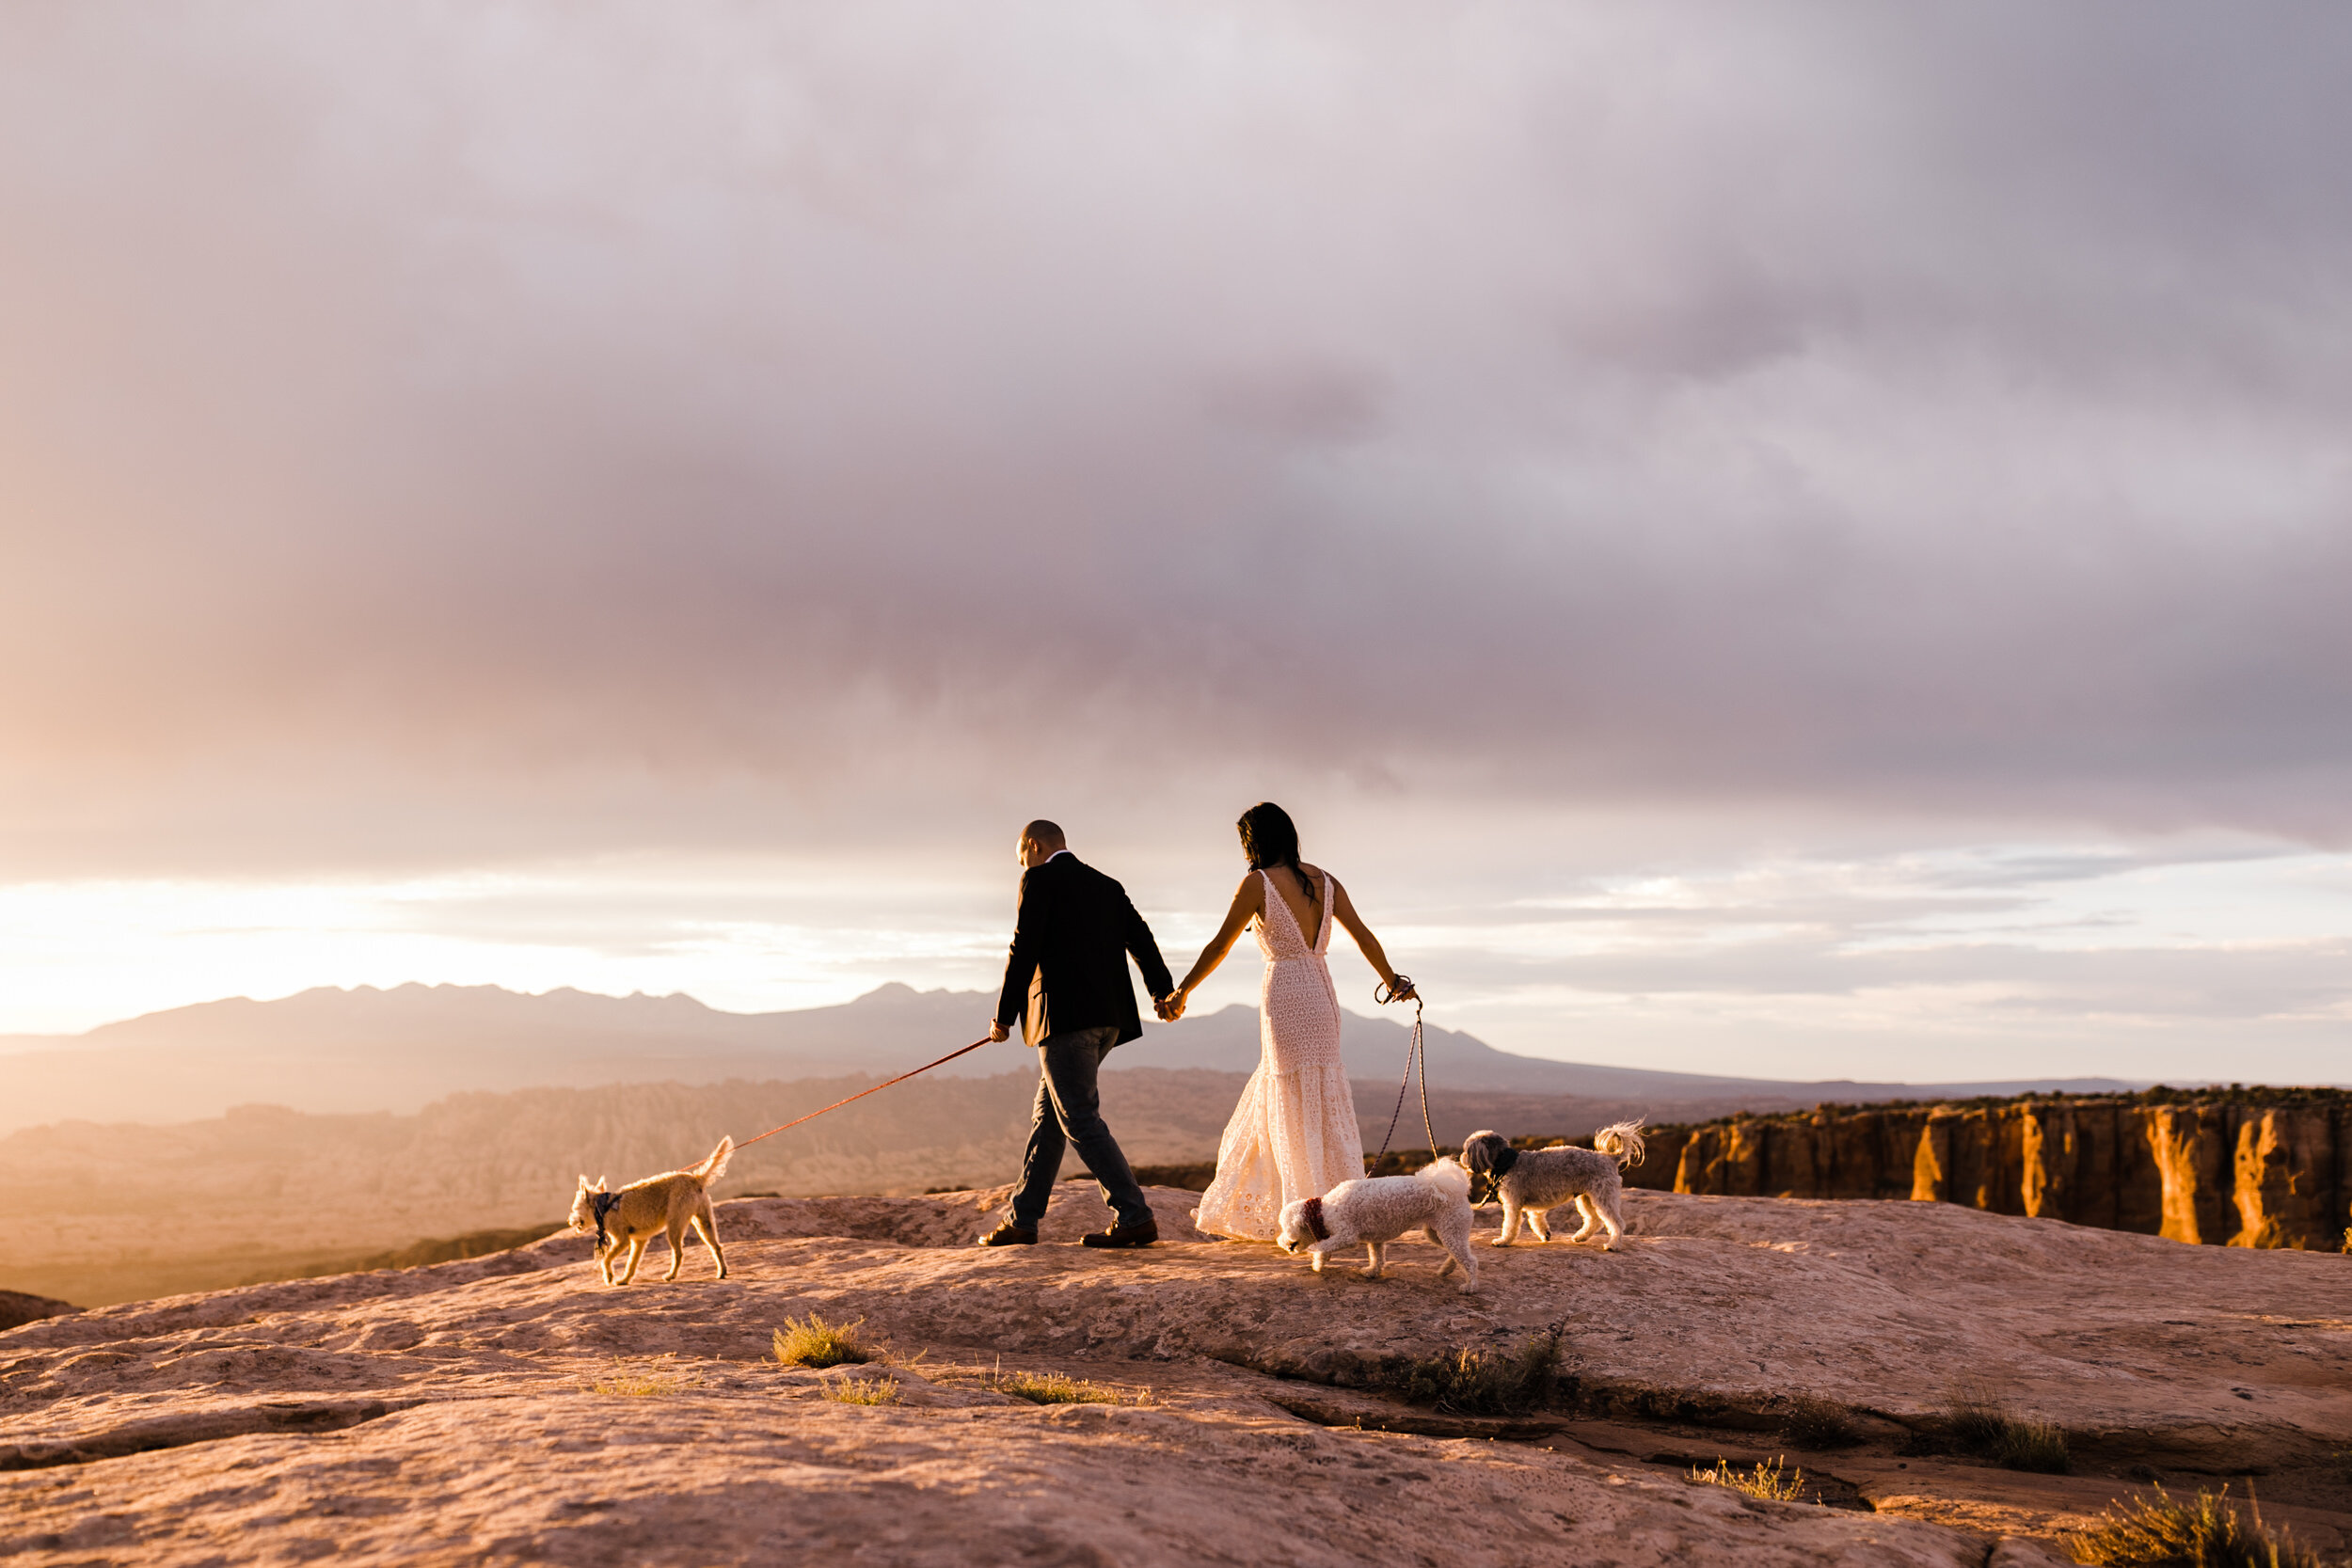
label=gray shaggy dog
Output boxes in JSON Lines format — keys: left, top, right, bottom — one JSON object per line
{"left": 1277, "top": 1157, "right": 1479, "bottom": 1293}
{"left": 1462, "top": 1121, "right": 1646, "bottom": 1250}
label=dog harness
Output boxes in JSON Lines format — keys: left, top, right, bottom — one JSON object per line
{"left": 1477, "top": 1145, "right": 1520, "bottom": 1206}
{"left": 1300, "top": 1196, "right": 1330, "bottom": 1243}
{"left": 590, "top": 1190, "right": 624, "bottom": 1251}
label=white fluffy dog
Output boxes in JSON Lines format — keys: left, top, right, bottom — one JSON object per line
{"left": 1277, "top": 1157, "right": 1479, "bottom": 1293}
{"left": 1462, "top": 1121, "right": 1646, "bottom": 1250}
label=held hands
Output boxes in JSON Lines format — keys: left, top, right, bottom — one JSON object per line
{"left": 1153, "top": 990, "right": 1186, "bottom": 1022}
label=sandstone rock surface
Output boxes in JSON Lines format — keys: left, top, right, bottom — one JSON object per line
{"left": 4, "top": 1185, "right": 2346, "bottom": 1565}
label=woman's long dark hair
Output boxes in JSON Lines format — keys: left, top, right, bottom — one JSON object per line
{"left": 1237, "top": 801, "right": 1319, "bottom": 920}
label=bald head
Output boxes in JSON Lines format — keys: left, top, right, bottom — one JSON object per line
{"left": 1017, "top": 819, "right": 1066, "bottom": 869}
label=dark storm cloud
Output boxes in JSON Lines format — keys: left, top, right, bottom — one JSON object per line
{"left": 4, "top": 2, "right": 2350, "bottom": 876}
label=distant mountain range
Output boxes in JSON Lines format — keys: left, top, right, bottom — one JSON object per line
{"left": 0, "top": 981, "right": 2141, "bottom": 1134}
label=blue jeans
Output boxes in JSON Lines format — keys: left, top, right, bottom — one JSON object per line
{"left": 1010, "top": 1026, "right": 1151, "bottom": 1229}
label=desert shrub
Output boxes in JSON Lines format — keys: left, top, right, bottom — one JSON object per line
{"left": 589, "top": 1369, "right": 682, "bottom": 1398}
{"left": 820, "top": 1375, "right": 901, "bottom": 1406}
{"left": 1690, "top": 1456, "right": 1808, "bottom": 1503}
{"left": 1780, "top": 1397, "right": 1863, "bottom": 1449}
{"left": 772, "top": 1312, "right": 872, "bottom": 1369}
{"left": 1991, "top": 1418, "right": 2071, "bottom": 1474}
{"left": 2069, "top": 1486, "right": 2317, "bottom": 1568}
{"left": 990, "top": 1370, "right": 1136, "bottom": 1406}
{"left": 1947, "top": 1383, "right": 2010, "bottom": 1448}
{"left": 1947, "top": 1383, "right": 2070, "bottom": 1474}
{"left": 1384, "top": 1326, "right": 1562, "bottom": 1417}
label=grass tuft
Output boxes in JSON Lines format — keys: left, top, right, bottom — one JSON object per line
{"left": 1690, "top": 1456, "right": 1809, "bottom": 1503}
{"left": 2069, "top": 1485, "right": 2318, "bottom": 1568}
{"left": 1947, "top": 1382, "right": 2070, "bottom": 1473}
{"left": 772, "top": 1312, "right": 873, "bottom": 1369}
{"left": 587, "top": 1359, "right": 684, "bottom": 1398}
{"left": 820, "top": 1374, "right": 901, "bottom": 1406}
{"left": 1946, "top": 1382, "right": 2009, "bottom": 1448}
{"left": 1779, "top": 1397, "right": 1863, "bottom": 1449}
{"left": 1384, "top": 1324, "right": 1563, "bottom": 1417}
{"left": 989, "top": 1369, "right": 1137, "bottom": 1406}
{"left": 1991, "top": 1418, "right": 2072, "bottom": 1474}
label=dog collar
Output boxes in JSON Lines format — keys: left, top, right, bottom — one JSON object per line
{"left": 590, "top": 1190, "right": 623, "bottom": 1249}
{"left": 1479, "top": 1145, "right": 1520, "bottom": 1205}
{"left": 1300, "top": 1196, "right": 1329, "bottom": 1243}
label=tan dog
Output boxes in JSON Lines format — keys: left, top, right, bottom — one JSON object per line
{"left": 568, "top": 1136, "right": 733, "bottom": 1285}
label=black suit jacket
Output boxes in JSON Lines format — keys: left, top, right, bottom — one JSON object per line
{"left": 994, "top": 854, "right": 1174, "bottom": 1049}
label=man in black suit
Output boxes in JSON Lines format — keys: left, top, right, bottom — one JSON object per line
{"left": 978, "top": 819, "right": 1177, "bottom": 1249}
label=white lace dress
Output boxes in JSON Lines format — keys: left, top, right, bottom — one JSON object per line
{"left": 1190, "top": 870, "right": 1364, "bottom": 1241}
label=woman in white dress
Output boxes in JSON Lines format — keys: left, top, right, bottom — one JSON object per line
{"left": 1166, "top": 802, "right": 1417, "bottom": 1242}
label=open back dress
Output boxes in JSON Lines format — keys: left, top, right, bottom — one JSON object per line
{"left": 1189, "top": 868, "right": 1365, "bottom": 1240}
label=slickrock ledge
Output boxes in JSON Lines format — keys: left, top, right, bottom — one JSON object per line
{"left": 3, "top": 1186, "right": 2346, "bottom": 1565}
{"left": 0, "top": 1292, "right": 76, "bottom": 1336}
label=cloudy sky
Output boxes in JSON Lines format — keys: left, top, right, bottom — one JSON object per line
{"left": 4, "top": 4, "right": 2348, "bottom": 1084}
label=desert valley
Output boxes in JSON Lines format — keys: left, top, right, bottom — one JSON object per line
{"left": 0, "top": 982, "right": 2160, "bottom": 1307}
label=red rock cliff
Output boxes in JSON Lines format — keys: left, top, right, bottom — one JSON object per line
{"left": 1627, "top": 1089, "right": 2351, "bottom": 1249}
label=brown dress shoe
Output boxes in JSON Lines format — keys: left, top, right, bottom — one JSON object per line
{"left": 977, "top": 1222, "right": 1038, "bottom": 1247}
{"left": 1080, "top": 1216, "right": 1159, "bottom": 1248}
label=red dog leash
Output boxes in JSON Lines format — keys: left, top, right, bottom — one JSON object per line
{"left": 733, "top": 1037, "right": 993, "bottom": 1150}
